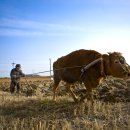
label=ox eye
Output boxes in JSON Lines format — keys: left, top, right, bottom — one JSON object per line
{"left": 114, "top": 60, "right": 119, "bottom": 64}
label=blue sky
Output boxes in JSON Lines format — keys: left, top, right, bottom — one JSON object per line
{"left": 0, "top": 0, "right": 130, "bottom": 77}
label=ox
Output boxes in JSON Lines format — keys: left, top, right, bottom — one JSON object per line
{"left": 53, "top": 49, "right": 129, "bottom": 103}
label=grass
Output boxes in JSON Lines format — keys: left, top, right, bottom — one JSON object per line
{"left": 0, "top": 78, "right": 130, "bottom": 130}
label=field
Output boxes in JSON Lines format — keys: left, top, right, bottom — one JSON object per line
{"left": 0, "top": 76, "right": 130, "bottom": 130}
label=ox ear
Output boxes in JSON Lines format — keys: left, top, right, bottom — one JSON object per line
{"left": 107, "top": 52, "right": 112, "bottom": 55}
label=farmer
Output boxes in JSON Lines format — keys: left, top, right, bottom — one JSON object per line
{"left": 10, "top": 64, "right": 25, "bottom": 94}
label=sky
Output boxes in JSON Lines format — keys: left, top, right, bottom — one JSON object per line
{"left": 0, "top": 0, "right": 130, "bottom": 77}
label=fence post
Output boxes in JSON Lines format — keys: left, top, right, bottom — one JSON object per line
{"left": 49, "top": 58, "right": 52, "bottom": 80}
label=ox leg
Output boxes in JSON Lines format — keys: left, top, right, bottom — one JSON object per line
{"left": 66, "top": 83, "right": 78, "bottom": 102}
{"left": 80, "top": 86, "right": 94, "bottom": 104}
{"left": 53, "top": 82, "right": 59, "bottom": 101}
{"left": 87, "top": 90, "right": 94, "bottom": 104}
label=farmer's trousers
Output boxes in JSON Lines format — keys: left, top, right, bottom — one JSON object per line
{"left": 10, "top": 81, "right": 21, "bottom": 94}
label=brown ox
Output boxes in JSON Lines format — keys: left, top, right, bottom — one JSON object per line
{"left": 53, "top": 49, "right": 129, "bottom": 102}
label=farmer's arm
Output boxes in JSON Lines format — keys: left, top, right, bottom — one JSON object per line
{"left": 20, "top": 70, "right": 25, "bottom": 77}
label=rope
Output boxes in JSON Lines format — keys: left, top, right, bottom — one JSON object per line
{"left": 26, "top": 64, "right": 91, "bottom": 76}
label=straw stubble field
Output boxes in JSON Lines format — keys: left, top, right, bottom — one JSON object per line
{"left": 0, "top": 76, "right": 130, "bottom": 130}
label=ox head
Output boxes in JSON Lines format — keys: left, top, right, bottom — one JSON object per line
{"left": 103, "top": 52, "right": 129, "bottom": 78}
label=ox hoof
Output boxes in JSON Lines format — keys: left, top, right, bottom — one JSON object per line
{"left": 53, "top": 97, "right": 57, "bottom": 101}
{"left": 79, "top": 96, "right": 86, "bottom": 103}
{"left": 80, "top": 99, "right": 85, "bottom": 103}
{"left": 74, "top": 98, "right": 79, "bottom": 103}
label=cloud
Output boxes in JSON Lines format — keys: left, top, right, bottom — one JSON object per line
{"left": 0, "top": 18, "right": 84, "bottom": 36}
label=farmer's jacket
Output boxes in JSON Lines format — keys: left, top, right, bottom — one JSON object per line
{"left": 10, "top": 68, "right": 25, "bottom": 82}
